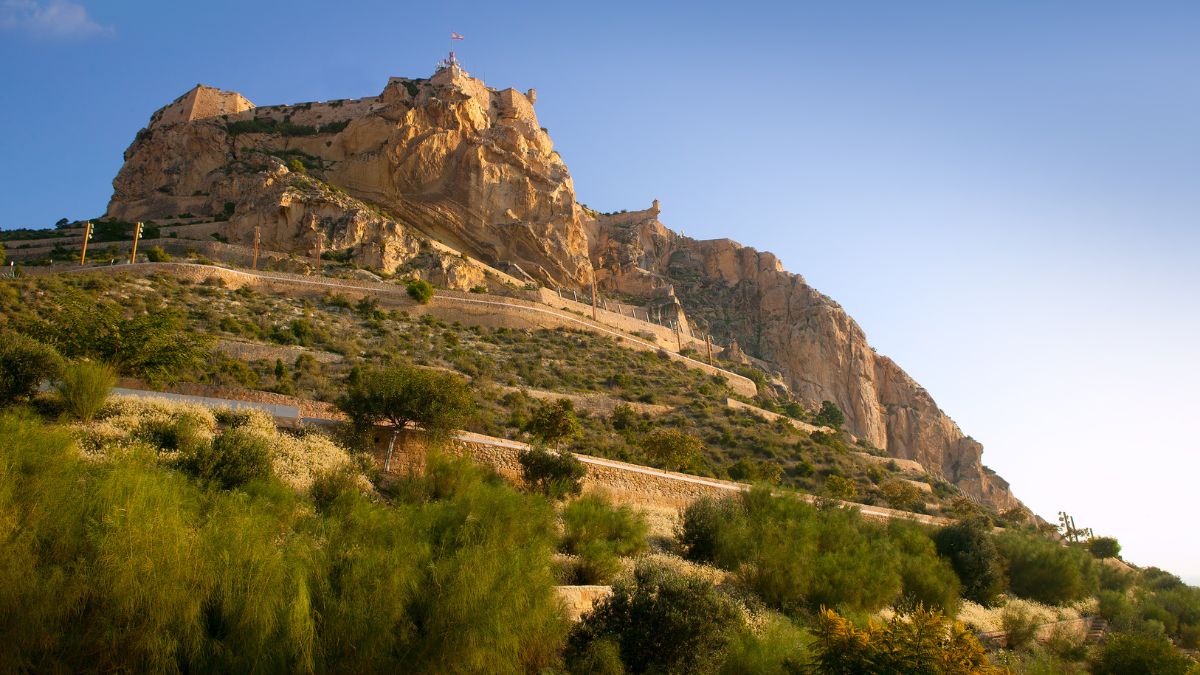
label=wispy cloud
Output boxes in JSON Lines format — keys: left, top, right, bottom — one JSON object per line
{"left": 0, "top": 0, "right": 112, "bottom": 38}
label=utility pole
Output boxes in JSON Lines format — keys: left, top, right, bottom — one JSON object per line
{"left": 706, "top": 334, "right": 713, "bottom": 364}
{"left": 252, "top": 226, "right": 261, "bottom": 270}
{"left": 314, "top": 232, "right": 324, "bottom": 274}
{"left": 80, "top": 221, "right": 93, "bottom": 266}
{"left": 590, "top": 275, "right": 598, "bottom": 321}
{"left": 674, "top": 321, "right": 683, "bottom": 352}
{"left": 129, "top": 222, "right": 143, "bottom": 264}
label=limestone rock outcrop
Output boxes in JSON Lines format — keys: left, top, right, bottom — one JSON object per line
{"left": 108, "top": 65, "right": 590, "bottom": 286}
{"left": 106, "top": 64, "right": 1021, "bottom": 511}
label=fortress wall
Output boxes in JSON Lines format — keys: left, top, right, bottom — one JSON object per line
{"left": 248, "top": 97, "right": 381, "bottom": 127}
{"left": 152, "top": 86, "right": 254, "bottom": 127}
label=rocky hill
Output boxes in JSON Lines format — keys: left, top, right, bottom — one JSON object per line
{"left": 106, "top": 60, "right": 1019, "bottom": 511}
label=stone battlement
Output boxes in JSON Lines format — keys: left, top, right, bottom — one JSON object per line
{"left": 149, "top": 84, "right": 254, "bottom": 127}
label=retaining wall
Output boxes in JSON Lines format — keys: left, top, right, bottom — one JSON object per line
{"left": 48, "top": 262, "right": 758, "bottom": 396}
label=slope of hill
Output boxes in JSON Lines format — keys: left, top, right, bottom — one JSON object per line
{"left": 90, "top": 60, "right": 1017, "bottom": 510}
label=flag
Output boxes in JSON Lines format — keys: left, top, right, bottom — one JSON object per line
{"left": 451, "top": 32, "right": 465, "bottom": 40}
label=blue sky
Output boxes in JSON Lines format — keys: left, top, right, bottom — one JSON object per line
{"left": 2, "top": 0, "right": 1198, "bottom": 582}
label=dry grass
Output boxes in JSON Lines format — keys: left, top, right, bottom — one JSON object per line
{"left": 71, "top": 395, "right": 361, "bottom": 491}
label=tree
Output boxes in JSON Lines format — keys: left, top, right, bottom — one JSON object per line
{"left": 934, "top": 521, "right": 1008, "bottom": 605}
{"left": 524, "top": 398, "right": 581, "bottom": 449}
{"left": 406, "top": 279, "right": 434, "bottom": 304}
{"left": 0, "top": 332, "right": 64, "bottom": 404}
{"left": 1089, "top": 536, "right": 1122, "bottom": 559}
{"left": 639, "top": 428, "right": 702, "bottom": 471}
{"left": 337, "top": 365, "right": 474, "bottom": 469}
{"left": 518, "top": 446, "right": 586, "bottom": 499}
{"left": 814, "top": 400, "right": 845, "bottom": 429}
{"left": 54, "top": 361, "right": 115, "bottom": 422}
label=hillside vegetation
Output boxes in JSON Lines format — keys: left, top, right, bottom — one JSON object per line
{"left": 2, "top": 269, "right": 1198, "bottom": 673}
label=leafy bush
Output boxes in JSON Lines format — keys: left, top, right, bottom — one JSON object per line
{"left": 813, "top": 400, "right": 845, "bottom": 428}
{"left": 566, "top": 562, "right": 743, "bottom": 674}
{"left": 406, "top": 279, "right": 434, "bottom": 304}
{"left": 179, "top": 427, "right": 272, "bottom": 489}
{"left": 0, "top": 413, "right": 566, "bottom": 672}
{"left": 934, "top": 521, "right": 1008, "bottom": 605}
{"left": 677, "top": 495, "right": 739, "bottom": 564}
{"left": 560, "top": 493, "right": 648, "bottom": 584}
{"left": 638, "top": 427, "right": 702, "bottom": 471}
{"left": 808, "top": 607, "right": 1000, "bottom": 674}
{"left": 518, "top": 446, "right": 586, "bottom": 499}
{"left": 20, "top": 289, "right": 210, "bottom": 384}
{"left": 888, "top": 520, "right": 962, "bottom": 613}
{"left": 717, "top": 616, "right": 808, "bottom": 674}
{"left": 995, "top": 531, "right": 1098, "bottom": 605}
{"left": 1000, "top": 602, "right": 1040, "bottom": 650}
{"left": 55, "top": 361, "right": 116, "bottom": 422}
{"left": 1091, "top": 632, "right": 1193, "bottom": 675}
{"left": 0, "top": 331, "right": 63, "bottom": 404}
{"left": 683, "top": 487, "right": 904, "bottom": 615}
{"left": 525, "top": 398, "right": 582, "bottom": 448}
{"left": 880, "top": 478, "right": 926, "bottom": 512}
{"left": 145, "top": 245, "right": 172, "bottom": 262}
{"left": 824, "top": 474, "right": 857, "bottom": 500}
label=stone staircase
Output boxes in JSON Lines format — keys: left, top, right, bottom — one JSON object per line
{"left": 1085, "top": 617, "right": 1108, "bottom": 644}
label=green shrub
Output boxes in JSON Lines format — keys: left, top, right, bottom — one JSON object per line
{"left": 518, "top": 446, "right": 586, "bottom": 499}
{"left": 406, "top": 279, "right": 434, "bottom": 304}
{"left": 561, "top": 493, "right": 648, "bottom": 584}
{"left": 934, "top": 520, "right": 1008, "bottom": 605}
{"left": 813, "top": 400, "right": 845, "bottom": 428}
{"left": 0, "top": 331, "right": 64, "bottom": 404}
{"left": 888, "top": 520, "right": 961, "bottom": 613}
{"left": 687, "top": 488, "right": 903, "bottom": 615}
{"left": 566, "top": 562, "right": 743, "bottom": 674}
{"left": 1091, "top": 632, "right": 1193, "bottom": 675}
{"left": 145, "top": 246, "right": 172, "bottom": 262}
{"left": 1000, "top": 602, "right": 1040, "bottom": 650}
{"left": 677, "top": 495, "right": 738, "bottom": 563}
{"left": 179, "top": 427, "right": 272, "bottom": 489}
{"left": 718, "top": 616, "right": 808, "bottom": 674}
{"left": 880, "top": 478, "right": 925, "bottom": 512}
{"left": 0, "top": 413, "right": 566, "bottom": 672}
{"left": 995, "top": 531, "right": 1098, "bottom": 605}
{"left": 55, "top": 360, "right": 116, "bottom": 421}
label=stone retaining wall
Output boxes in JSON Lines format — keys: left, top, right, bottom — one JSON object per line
{"left": 555, "top": 586, "right": 613, "bottom": 622}
{"left": 50, "top": 262, "right": 758, "bottom": 396}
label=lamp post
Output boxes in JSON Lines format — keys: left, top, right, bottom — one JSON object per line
{"left": 80, "top": 221, "right": 93, "bottom": 266}
{"left": 129, "top": 222, "right": 143, "bottom": 264}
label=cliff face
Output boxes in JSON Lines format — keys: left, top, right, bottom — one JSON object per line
{"left": 108, "top": 67, "right": 591, "bottom": 287}
{"left": 107, "top": 66, "right": 1020, "bottom": 511}
{"left": 588, "top": 210, "right": 1019, "bottom": 511}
